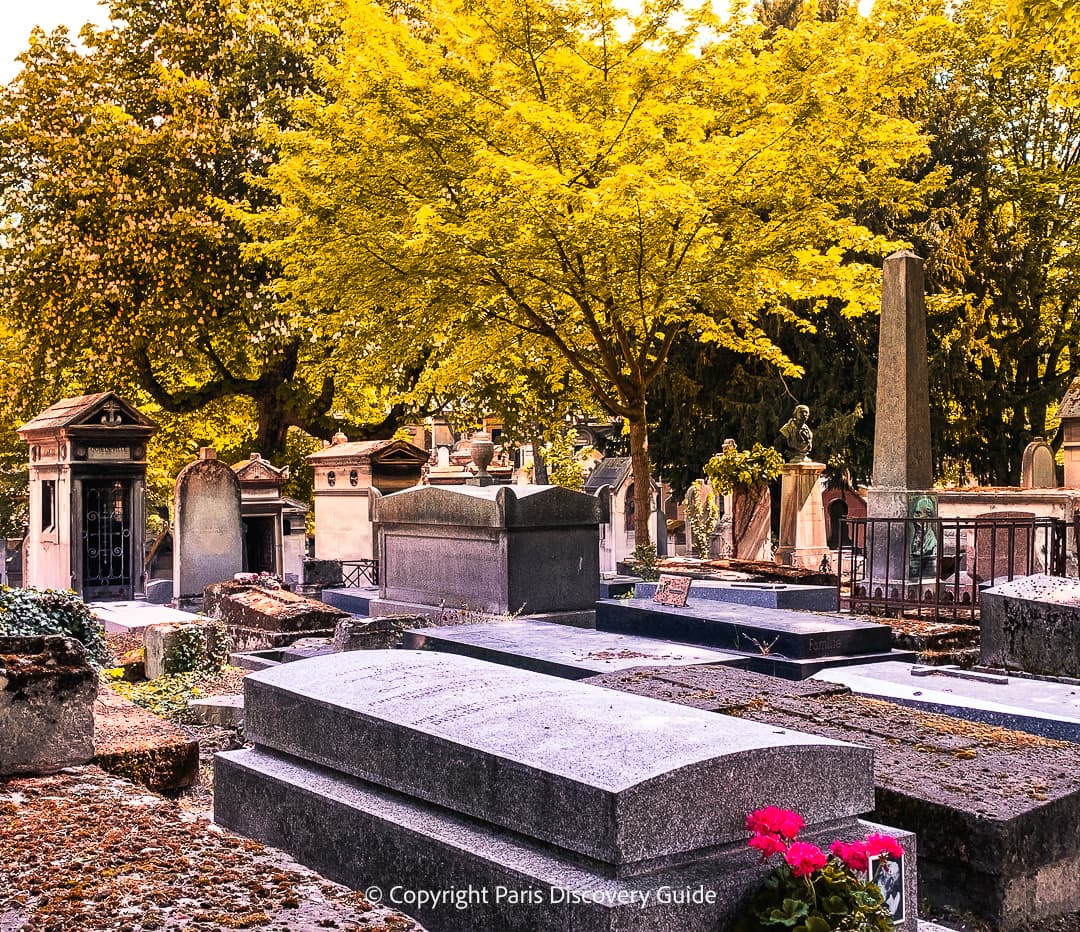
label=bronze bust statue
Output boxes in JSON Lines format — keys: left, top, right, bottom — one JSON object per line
{"left": 778, "top": 404, "right": 813, "bottom": 463}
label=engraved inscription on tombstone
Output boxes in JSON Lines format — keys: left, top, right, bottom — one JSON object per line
{"left": 653, "top": 573, "right": 692, "bottom": 607}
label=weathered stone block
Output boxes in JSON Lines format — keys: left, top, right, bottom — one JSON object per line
{"left": 205, "top": 582, "right": 347, "bottom": 652}
{"left": 0, "top": 635, "right": 97, "bottom": 776}
{"left": 93, "top": 686, "right": 199, "bottom": 791}
{"left": 332, "top": 614, "right": 427, "bottom": 651}
{"left": 980, "top": 574, "right": 1080, "bottom": 676}
{"left": 188, "top": 694, "right": 244, "bottom": 726}
{"left": 302, "top": 558, "right": 343, "bottom": 588}
{"left": 142, "top": 621, "right": 225, "bottom": 679}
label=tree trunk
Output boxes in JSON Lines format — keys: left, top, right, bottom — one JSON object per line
{"left": 628, "top": 407, "right": 653, "bottom": 548}
{"left": 532, "top": 441, "right": 550, "bottom": 485}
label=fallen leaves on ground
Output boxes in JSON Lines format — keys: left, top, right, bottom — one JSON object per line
{"left": 0, "top": 767, "right": 423, "bottom": 931}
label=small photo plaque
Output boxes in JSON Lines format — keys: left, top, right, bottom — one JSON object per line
{"left": 652, "top": 574, "right": 691, "bottom": 607}
{"left": 869, "top": 854, "right": 904, "bottom": 923}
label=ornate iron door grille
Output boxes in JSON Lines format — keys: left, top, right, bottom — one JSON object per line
{"left": 82, "top": 480, "right": 131, "bottom": 596}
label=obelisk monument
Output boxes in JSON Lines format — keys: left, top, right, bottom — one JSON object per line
{"left": 867, "top": 250, "right": 937, "bottom": 582}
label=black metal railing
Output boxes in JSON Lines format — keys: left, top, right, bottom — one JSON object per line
{"left": 341, "top": 559, "right": 379, "bottom": 587}
{"left": 837, "top": 514, "right": 1068, "bottom": 621}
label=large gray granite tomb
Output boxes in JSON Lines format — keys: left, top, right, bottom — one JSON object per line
{"left": 369, "top": 484, "right": 601, "bottom": 626}
{"left": 214, "top": 650, "right": 918, "bottom": 931}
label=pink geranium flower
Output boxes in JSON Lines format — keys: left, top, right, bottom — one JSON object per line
{"left": 745, "top": 807, "right": 805, "bottom": 840}
{"left": 784, "top": 841, "right": 827, "bottom": 877}
{"left": 829, "top": 840, "right": 869, "bottom": 873}
{"left": 749, "top": 832, "right": 788, "bottom": 861}
{"left": 866, "top": 833, "right": 904, "bottom": 860}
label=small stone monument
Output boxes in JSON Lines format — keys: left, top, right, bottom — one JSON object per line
{"left": 173, "top": 447, "right": 244, "bottom": 606}
{"left": 775, "top": 405, "right": 829, "bottom": 568}
{"left": 1020, "top": 437, "right": 1057, "bottom": 489}
{"left": 307, "top": 435, "right": 429, "bottom": 562}
{"left": 1061, "top": 378, "right": 1080, "bottom": 488}
{"left": 466, "top": 430, "right": 495, "bottom": 487}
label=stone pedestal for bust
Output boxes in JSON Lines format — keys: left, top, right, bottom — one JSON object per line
{"left": 775, "top": 461, "right": 829, "bottom": 569}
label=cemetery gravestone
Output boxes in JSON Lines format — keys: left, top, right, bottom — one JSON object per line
{"left": 215, "top": 650, "right": 916, "bottom": 931}
{"left": 866, "top": 251, "right": 936, "bottom": 584}
{"left": 1021, "top": 438, "right": 1057, "bottom": 489}
{"left": 371, "top": 484, "right": 601, "bottom": 626}
{"left": 971, "top": 511, "right": 1037, "bottom": 584}
{"left": 652, "top": 573, "right": 691, "bottom": 606}
{"left": 173, "top": 447, "right": 243, "bottom": 606}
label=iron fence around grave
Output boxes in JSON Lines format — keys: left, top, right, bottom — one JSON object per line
{"left": 837, "top": 514, "right": 1069, "bottom": 621}
{"left": 341, "top": 559, "right": 379, "bottom": 587}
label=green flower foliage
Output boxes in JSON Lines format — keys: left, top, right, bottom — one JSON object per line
{"left": 0, "top": 586, "right": 109, "bottom": 666}
{"left": 165, "top": 623, "right": 228, "bottom": 677}
{"left": 705, "top": 444, "right": 783, "bottom": 495}
{"left": 734, "top": 862, "right": 893, "bottom": 932}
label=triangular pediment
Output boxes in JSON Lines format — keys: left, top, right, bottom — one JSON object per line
{"left": 233, "top": 454, "right": 287, "bottom": 484}
{"left": 372, "top": 440, "right": 430, "bottom": 466}
{"left": 18, "top": 392, "right": 157, "bottom": 436}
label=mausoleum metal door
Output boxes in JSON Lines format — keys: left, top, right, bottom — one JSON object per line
{"left": 81, "top": 479, "right": 133, "bottom": 600}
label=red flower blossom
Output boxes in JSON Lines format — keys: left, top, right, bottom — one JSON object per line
{"left": 866, "top": 833, "right": 904, "bottom": 861}
{"left": 748, "top": 832, "right": 788, "bottom": 861}
{"left": 829, "top": 840, "right": 869, "bottom": 873}
{"left": 784, "top": 842, "right": 827, "bottom": 877}
{"left": 745, "top": 807, "right": 805, "bottom": 840}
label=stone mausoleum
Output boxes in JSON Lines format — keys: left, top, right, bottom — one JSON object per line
{"left": 18, "top": 393, "right": 157, "bottom": 600}
{"left": 307, "top": 435, "right": 429, "bottom": 562}
{"left": 231, "top": 453, "right": 308, "bottom": 584}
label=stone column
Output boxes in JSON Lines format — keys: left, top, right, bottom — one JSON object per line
{"left": 866, "top": 250, "right": 936, "bottom": 583}
{"left": 776, "top": 461, "right": 829, "bottom": 568}
{"left": 872, "top": 250, "right": 932, "bottom": 491}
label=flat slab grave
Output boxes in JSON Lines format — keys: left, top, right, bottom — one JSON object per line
{"left": 214, "top": 650, "right": 914, "bottom": 931}
{"left": 205, "top": 583, "right": 348, "bottom": 652}
{"left": 89, "top": 601, "right": 200, "bottom": 634}
{"left": 814, "top": 661, "right": 1080, "bottom": 743}
{"left": 634, "top": 579, "right": 839, "bottom": 612}
{"left": 596, "top": 597, "right": 911, "bottom": 678}
{"left": 586, "top": 662, "right": 1080, "bottom": 929}
{"left": 403, "top": 619, "right": 750, "bottom": 679}
{"left": 980, "top": 574, "right": 1080, "bottom": 677}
